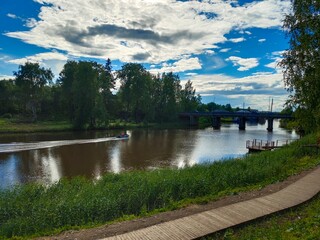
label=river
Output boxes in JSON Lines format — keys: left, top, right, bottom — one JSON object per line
{"left": 0, "top": 120, "right": 298, "bottom": 189}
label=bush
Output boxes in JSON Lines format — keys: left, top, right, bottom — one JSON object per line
{"left": 1, "top": 113, "right": 12, "bottom": 119}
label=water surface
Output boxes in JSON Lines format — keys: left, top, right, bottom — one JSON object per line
{"left": 0, "top": 121, "right": 298, "bottom": 189}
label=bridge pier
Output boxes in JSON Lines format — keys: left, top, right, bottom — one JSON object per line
{"left": 239, "top": 117, "right": 246, "bottom": 130}
{"left": 267, "top": 118, "right": 274, "bottom": 132}
{"left": 212, "top": 117, "right": 221, "bottom": 130}
{"left": 179, "top": 111, "right": 293, "bottom": 131}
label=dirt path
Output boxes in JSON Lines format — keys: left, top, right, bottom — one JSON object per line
{"left": 37, "top": 167, "right": 318, "bottom": 240}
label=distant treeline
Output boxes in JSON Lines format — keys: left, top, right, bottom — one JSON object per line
{"left": 0, "top": 59, "right": 236, "bottom": 129}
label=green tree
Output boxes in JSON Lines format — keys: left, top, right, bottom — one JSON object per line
{"left": 180, "top": 80, "right": 201, "bottom": 112}
{"left": 280, "top": 0, "right": 320, "bottom": 132}
{"left": 58, "top": 60, "right": 116, "bottom": 128}
{"left": 117, "top": 63, "right": 153, "bottom": 122}
{"left": 160, "top": 72, "right": 181, "bottom": 122}
{"left": 100, "top": 59, "right": 116, "bottom": 119}
{"left": 14, "top": 62, "right": 53, "bottom": 121}
{"left": 58, "top": 61, "right": 78, "bottom": 121}
{"left": 72, "top": 61, "right": 106, "bottom": 129}
{"left": 0, "top": 79, "right": 18, "bottom": 115}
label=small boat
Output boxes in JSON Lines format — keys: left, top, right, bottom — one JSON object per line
{"left": 116, "top": 133, "right": 129, "bottom": 139}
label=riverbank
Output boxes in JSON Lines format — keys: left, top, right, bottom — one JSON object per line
{"left": 0, "top": 117, "right": 187, "bottom": 133}
{"left": 0, "top": 132, "right": 319, "bottom": 239}
{"left": 38, "top": 166, "right": 320, "bottom": 240}
{"left": 0, "top": 118, "right": 73, "bottom": 133}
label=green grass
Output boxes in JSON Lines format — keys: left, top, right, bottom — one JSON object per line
{"left": 0, "top": 117, "right": 187, "bottom": 133}
{"left": 0, "top": 133, "right": 319, "bottom": 239}
{"left": 0, "top": 118, "right": 73, "bottom": 133}
{"left": 204, "top": 193, "right": 320, "bottom": 240}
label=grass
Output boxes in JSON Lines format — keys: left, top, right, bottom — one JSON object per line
{"left": 0, "top": 117, "right": 188, "bottom": 133}
{"left": 0, "top": 118, "right": 73, "bottom": 133}
{"left": 204, "top": 193, "right": 320, "bottom": 240}
{"left": 0, "top": 133, "right": 319, "bottom": 239}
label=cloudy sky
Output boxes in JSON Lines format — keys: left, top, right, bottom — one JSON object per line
{"left": 0, "top": 0, "right": 292, "bottom": 110}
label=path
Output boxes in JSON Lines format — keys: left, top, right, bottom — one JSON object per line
{"left": 102, "top": 167, "right": 320, "bottom": 240}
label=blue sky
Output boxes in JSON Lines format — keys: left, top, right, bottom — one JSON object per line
{"left": 0, "top": 0, "right": 292, "bottom": 110}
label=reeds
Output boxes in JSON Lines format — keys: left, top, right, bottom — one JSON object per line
{"left": 0, "top": 133, "right": 319, "bottom": 238}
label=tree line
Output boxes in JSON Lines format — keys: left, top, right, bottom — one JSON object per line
{"left": 0, "top": 60, "right": 204, "bottom": 129}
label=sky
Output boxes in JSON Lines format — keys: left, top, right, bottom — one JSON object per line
{"left": 0, "top": 0, "right": 292, "bottom": 111}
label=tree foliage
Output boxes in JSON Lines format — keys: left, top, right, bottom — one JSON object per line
{"left": 58, "top": 61, "right": 112, "bottom": 129}
{"left": 117, "top": 63, "right": 153, "bottom": 122}
{"left": 0, "top": 80, "right": 18, "bottom": 115}
{"left": 1, "top": 60, "right": 203, "bottom": 128}
{"left": 280, "top": 0, "right": 320, "bottom": 132}
{"left": 14, "top": 62, "right": 53, "bottom": 121}
{"left": 181, "top": 80, "right": 202, "bottom": 112}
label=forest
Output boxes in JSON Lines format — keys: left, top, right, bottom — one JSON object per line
{"left": 0, "top": 59, "right": 233, "bottom": 129}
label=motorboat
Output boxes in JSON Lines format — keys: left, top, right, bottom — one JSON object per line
{"left": 116, "top": 133, "right": 129, "bottom": 139}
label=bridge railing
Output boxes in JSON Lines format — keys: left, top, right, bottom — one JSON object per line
{"left": 179, "top": 111, "right": 293, "bottom": 119}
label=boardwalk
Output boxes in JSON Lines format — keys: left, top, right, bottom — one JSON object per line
{"left": 102, "top": 167, "right": 320, "bottom": 240}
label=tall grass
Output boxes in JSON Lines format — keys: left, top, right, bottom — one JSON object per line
{"left": 0, "top": 118, "right": 73, "bottom": 133}
{"left": 0, "top": 133, "right": 319, "bottom": 239}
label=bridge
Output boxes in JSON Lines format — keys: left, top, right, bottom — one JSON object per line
{"left": 179, "top": 110, "right": 293, "bottom": 132}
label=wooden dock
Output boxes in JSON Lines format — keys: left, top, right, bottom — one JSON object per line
{"left": 246, "top": 139, "right": 296, "bottom": 152}
{"left": 101, "top": 167, "right": 320, "bottom": 240}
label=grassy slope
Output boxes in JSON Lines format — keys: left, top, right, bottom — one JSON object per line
{"left": 0, "top": 118, "right": 186, "bottom": 133}
{"left": 0, "top": 118, "right": 73, "bottom": 133}
{"left": 0, "top": 133, "right": 319, "bottom": 239}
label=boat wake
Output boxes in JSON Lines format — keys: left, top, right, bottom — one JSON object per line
{"left": 0, "top": 137, "right": 122, "bottom": 153}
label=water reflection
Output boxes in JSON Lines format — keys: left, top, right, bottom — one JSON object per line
{"left": 0, "top": 121, "right": 298, "bottom": 188}
{"left": 38, "top": 149, "right": 61, "bottom": 184}
{"left": 0, "top": 155, "right": 21, "bottom": 188}
{"left": 109, "top": 142, "right": 122, "bottom": 174}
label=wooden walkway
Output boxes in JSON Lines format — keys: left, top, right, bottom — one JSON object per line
{"left": 102, "top": 167, "right": 320, "bottom": 240}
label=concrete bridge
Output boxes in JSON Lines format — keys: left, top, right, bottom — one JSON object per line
{"left": 179, "top": 110, "right": 293, "bottom": 132}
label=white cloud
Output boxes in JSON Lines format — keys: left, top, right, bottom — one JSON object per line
{"left": 258, "top": 38, "right": 266, "bottom": 42}
{"left": 219, "top": 48, "right": 231, "bottom": 53}
{"left": 149, "top": 57, "right": 202, "bottom": 74}
{"left": 5, "top": 0, "right": 291, "bottom": 65}
{"left": 7, "top": 13, "right": 18, "bottom": 19}
{"left": 8, "top": 51, "right": 69, "bottom": 77}
{"left": 185, "top": 73, "right": 198, "bottom": 77}
{"left": 207, "top": 56, "right": 227, "bottom": 70}
{"left": 227, "top": 56, "right": 259, "bottom": 71}
{"left": 0, "top": 75, "right": 14, "bottom": 80}
{"left": 25, "top": 18, "right": 38, "bottom": 28}
{"left": 183, "top": 72, "right": 287, "bottom": 110}
{"left": 7, "top": 13, "right": 38, "bottom": 28}
{"left": 205, "top": 50, "right": 215, "bottom": 55}
{"left": 8, "top": 51, "right": 68, "bottom": 65}
{"left": 229, "top": 37, "right": 246, "bottom": 43}
{"left": 265, "top": 60, "right": 279, "bottom": 70}
{"left": 265, "top": 50, "right": 285, "bottom": 72}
